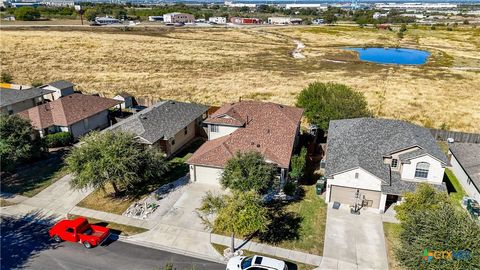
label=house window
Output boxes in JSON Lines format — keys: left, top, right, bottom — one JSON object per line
{"left": 415, "top": 162, "right": 430, "bottom": 179}
{"left": 83, "top": 118, "right": 89, "bottom": 129}
{"left": 7, "top": 105, "right": 13, "bottom": 115}
{"left": 184, "top": 126, "right": 188, "bottom": 135}
{"left": 210, "top": 125, "right": 219, "bottom": 132}
{"left": 467, "top": 177, "right": 472, "bottom": 185}
{"left": 355, "top": 172, "right": 359, "bottom": 179}
{"left": 391, "top": 159, "right": 398, "bottom": 168}
{"left": 171, "top": 139, "right": 175, "bottom": 146}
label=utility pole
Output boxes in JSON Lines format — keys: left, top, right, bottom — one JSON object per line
{"left": 75, "top": 5, "right": 84, "bottom": 26}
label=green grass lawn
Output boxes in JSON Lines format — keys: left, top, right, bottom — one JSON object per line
{"left": 211, "top": 243, "right": 317, "bottom": 270}
{"left": 383, "top": 223, "right": 404, "bottom": 270}
{"left": 0, "top": 151, "right": 68, "bottom": 197}
{"left": 67, "top": 214, "right": 148, "bottom": 236}
{"left": 214, "top": 186, "right": 327, "bottom": 256}
{"left": 444, "top": 168, "right": 467, "bottom": 207}
{"left": 77, "top": 142, "right": 198, "bottom": 215}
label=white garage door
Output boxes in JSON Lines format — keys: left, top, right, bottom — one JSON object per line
{"left": 330, "top": 185, "right": 381, "bottom": 208}
{"left": 193, "top": 165, "right": 223, "bottom": 186}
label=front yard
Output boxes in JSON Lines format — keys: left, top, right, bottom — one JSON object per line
{"left": 0, "top": 150, "right": 68, "bottom": 197}
{"left": 77, "top": 150, "right": 195, "bottom": 215}
{"left": 443, "top": 168, "right": 467, "bottom": 207}
{"left": 383, "top": 223, "right": 404, "bottom": 270}
{"left": 215, "top": 185, "right": 327, "bottom": 256}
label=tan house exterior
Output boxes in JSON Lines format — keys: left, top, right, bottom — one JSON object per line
{"left": 106, "top": 100, "right": 208, "bottom": 157}
{"left": 1, "top": 87, "right": 55, "bottom": 115}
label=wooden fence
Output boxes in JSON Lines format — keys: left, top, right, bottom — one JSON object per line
{"left": 430, "top": 129, "right": 480, "bottom": 143}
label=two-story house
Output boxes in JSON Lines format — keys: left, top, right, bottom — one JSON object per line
{"left": 324, "top": 118, "right": 449, "bottom": 213}
{"left": 40, "top": 80, "right": 75, "bottom": 100}
{"left": 187, "top": 100, "right": 304, "bottom": 187}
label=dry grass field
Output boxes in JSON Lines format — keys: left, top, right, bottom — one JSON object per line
{"left": 1, "top": 25, "right": 479, "bottom": 132}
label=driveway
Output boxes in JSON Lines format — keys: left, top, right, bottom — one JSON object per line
{"left": 320, "top": 205, "right": 388, "bottom": 270}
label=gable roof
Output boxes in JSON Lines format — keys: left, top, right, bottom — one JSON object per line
{"left": 105, "top": 100, "right": 208, "bottom": 144}
{"left": 325, "top": 118, "right": 448, "bottom": 183}
{"left": 17, "top": 93, "right": 120, "bottom": 129}
{"left": 187, "top": 101, "right": 303, "bottom": 169}
{"left": 0, "top": 87, "right": 55, "bottom": 107}
{"left": 46, "top": 80, "right": 74, "bottom": 90}
{"left": 449, "top": 143, "right": 480, "bottom": 192}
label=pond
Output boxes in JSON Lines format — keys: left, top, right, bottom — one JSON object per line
{"left": 345, "top": 47, "right": 431, "bottom": 65}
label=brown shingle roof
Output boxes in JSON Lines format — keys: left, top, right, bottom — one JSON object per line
{"left": 18, "top": 93, "right": 121, "bottom": 129}
{"left": 188, "top": 101, "right": 303, "bottom": 168}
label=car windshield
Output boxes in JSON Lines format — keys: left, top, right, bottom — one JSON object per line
{"left": 241, "top": 256, "right": 253, "bottom": 269}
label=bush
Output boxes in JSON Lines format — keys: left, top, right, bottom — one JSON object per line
{"left": 1, "top": 71, "right": 13, "bottom": 83}
{"left": 43, "top": 132, "right": 72, "bottom": 148}
{"left": 14, "top": 6, "right": 40, "bottom": 21}
{"left": 283, "top": 181, "right": 297, "bottom": 196}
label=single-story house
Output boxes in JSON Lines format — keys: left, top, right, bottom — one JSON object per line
{"left": 324, "top": 118, "right": 449, "bottom": 213}
{"left": 208, "top": 17, "right": 227, "bottom": 24}
{"left": 448, "top": 143, "right": 480, "bottom": 201}
{"left": 105, "top": 100, "right": 208, "bottom": 157}
{"left": 18, "top": 93, "right": 121, "bottom": 139}
{"left": 113, "top": 92, "right": 135, "bottom": 109}
{"left": 40, "top": 80, "right": 75, "bottom": 100}
{"left": 230, "top": 17, "right": 262, "bottom": 24}
{"left": 187, "top": 100, "right": 303, "bottom": 187}
{"left": 1, "top": 87, "right": 55, "bottom": 115}
{"left": 163, "top": 13, "right": 195, "bottom": 24}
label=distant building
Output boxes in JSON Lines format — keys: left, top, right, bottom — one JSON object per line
{"left": 40, "top": 80, "right": 75, "bottom": 101}
{"left": 208, "top": 17, "right": 226, "bottom": 24}
{"left": 224, "top": 1, "right": 256, "bottom": 8}
{"left": 0, "top": 87, "right": 54, "bottom": 115}
{"left": 163, "top": 13, "right": 195, "bottom": 24}
{"left": 148, "top": 16, "right": 163, "bottom": 22}
{"left": 11, "top": 2, "right": 40, "bottom": 8}
{"left": 113, "top": 92, "right": 134, "bottom": 109}
{"left": 3, "top": 16, "right": 15, "bottom": 21}
{"left": 285, "top": 4, "right": 328, "bottom": 10}
{"left": 312, "top": 18, "right": 324, "bottom": 25}
{"left": 268, "top": 17, "right": 302, "bottom": 25}
{"left": 375, "top": 3, "right": 457, "bottom": 10}
{"left": 230, "top": 17, "right": 262, "bottom": 25}
{"left": 95, "top": 17, "right": 120, "bottom": 25}
{"left": 372, "top": 12, "right": 388, "bottom": 20}
{"left": 42, "top": 1, "right": 75, "bottom": 7}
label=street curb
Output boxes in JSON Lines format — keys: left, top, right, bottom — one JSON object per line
{"left": 117, "top": 235, "right": 227, "bottom": 265}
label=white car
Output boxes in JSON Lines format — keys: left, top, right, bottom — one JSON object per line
{"left": 226, "top": 255, "right": 288, "bottom": 270}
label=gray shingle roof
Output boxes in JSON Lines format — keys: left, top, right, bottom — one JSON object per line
{"left": 449, "top": 143, "right": 480, "bottom": 192}
{"left": 381, "top": 171, "right": 447, "bottom": 195}
{"left": 106, "top": 100, "right": 208, "bottom": 143}
{"left": 398, "top": 148, "right": 427, "bottom": 164}
{"left": 0, "top": 87, "right": 55, "bottom": 107}
{"left": 47, "top": 80, "right": 74, "bottom": 90}
{"left": 325, "top": 118, "right": 448, "bottom": 184}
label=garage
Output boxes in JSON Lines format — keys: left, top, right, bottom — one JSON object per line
{"left": 191, "top": 165, "right": 223, "bottom": 186}
{"left": 330, "top": 185, "right": 381, "bottom": 208}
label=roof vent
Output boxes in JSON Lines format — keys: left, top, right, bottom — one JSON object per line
{"left": 140, "top": 115, "right": 147, "bottom": 120}
{"left": 251, "top": 142, "right": 255, "bottom": 145}
{"left": 169, "top": 101, "right": 175, "bottom": 104}
{"left": 257, "top": 144, "right": 260, "bottom": 148}
{"left": 267, "top": 129, "right": 270, "bottom": 134}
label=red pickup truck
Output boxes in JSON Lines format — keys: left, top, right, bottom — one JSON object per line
{"left": 49, "top": 217, "right": 110, "bottom": 248}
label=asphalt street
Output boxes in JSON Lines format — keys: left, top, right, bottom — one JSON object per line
{"left": 0, "top": 215, "right": 225, "bottom": 270}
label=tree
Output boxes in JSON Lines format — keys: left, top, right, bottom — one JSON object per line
{"left": 289, "top": 147, "right": 307, "bottom": 183}
{"left": 394, "top": 183, "right": 451, "bottom": 223}
{"left": 213, "top": 191, "right": 268, "bottom": 252}
{"left": 296, "top": 82, "right": 372, "bottom": 131}
{"left": 220, "top": 151, "right": 276, "bottom": 194}
{"left": 0, "top": 115, "right": 41, "bottom": 172}
{"left": 396, "top": 203, "right": 480, "bottom": 269}
{"left": 0, "top": 71, "right": 13, "bottom": 83}
{"left": 14, "top": 7, "right": 40, "bottom": 21}
{"left": 65, "top": 131, "right": 169, "bottom": 196}
{"left": 84, "top": 8, "right": 97, "bottom": 21}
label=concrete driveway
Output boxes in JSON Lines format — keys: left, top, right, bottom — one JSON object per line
{"left": 320, "top": 205, "right": 388, "bottom": 270}
{"left": 157, "top": 182, "right": 223, "bottom": 231}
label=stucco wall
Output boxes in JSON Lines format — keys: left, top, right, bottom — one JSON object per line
{"left": 42, "top": 85, "right": 74, "bottom": 100}
{"left": 449, "top": 150, "right": 480, "bottom": 201}
{"left": 169, "top": 120, "right": 197, "bottom": 155}
{"left": 207, "top": 124, "right": 238, "bottom": 140}
{"left": 400, "top": 155, "right": 445, "bottom": 184}
{"left": 325, "top": 167, "right": 383, "bottom": 203}
{"left": 69, "top": 110, "right": 109, "bottom": 139}
{"left": 2, "top": 98, "right": 38, "bottom": 114}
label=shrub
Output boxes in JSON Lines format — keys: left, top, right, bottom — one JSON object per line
{"left": 14, "top": 6, "right": 40, "bottom": 21}
{"left": 1, "top": 71, "right": 13, "bottom": 83}
{"left": 43, "top": 132, "right": 72, "bottom": 148}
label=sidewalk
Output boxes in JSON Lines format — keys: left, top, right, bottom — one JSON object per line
{"left": 210, "top": 234, "right": 323, "bottom": 266}
{"left": 69, "top": 206, "right": 157, "bottom": 229}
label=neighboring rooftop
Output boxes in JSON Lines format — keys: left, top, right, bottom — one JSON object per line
{"left": 18, "top": 93, "right": 120, "bottom": 129}
{"left": 449, "top": 142, "right": 480, "bottom": 192}
{"left": 106, "top": 100, "right": 208, "bottom": 143}
{"left": 44, "top": 80, "right": 74, "bottom": 90}
{"left": 0, "top": 87, "right": 55, "bottom": 107}
{"left": 187, "top": 101, "right": 303, "bottom": 169}
{"left": 325, "top": 118, "right": 449, "bottom": 183}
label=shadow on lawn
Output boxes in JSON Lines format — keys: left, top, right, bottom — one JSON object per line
{"left": 1, "top": 211, "right": 60, "bottom": 270}
{"left": 257, "top": 202, "right": 303, "bottom": 245}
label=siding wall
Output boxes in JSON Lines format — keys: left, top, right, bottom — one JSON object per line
{"left": 169, "top": 120, "right": 197, "bottom": 155}
{"left": 69, "top": 110, "right": 110, "bottom": 139}
{"left": 400, "top": 155, "right": 445, "bottom": 184}
{"left": 2, "top": 98, "right": 37, "bottom": 114}
{"left": 207, "top": 124, "right": 239, "bottom": 140}
{"left": 325, "top": 168, "right": 383, "bottom": 203}
{"left": 448, "top": 150, "right": 480, "bottom": 201}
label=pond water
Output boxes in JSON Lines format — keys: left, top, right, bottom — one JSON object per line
{"left": 345, "top": 47, "right": 431, "bottom": 65}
